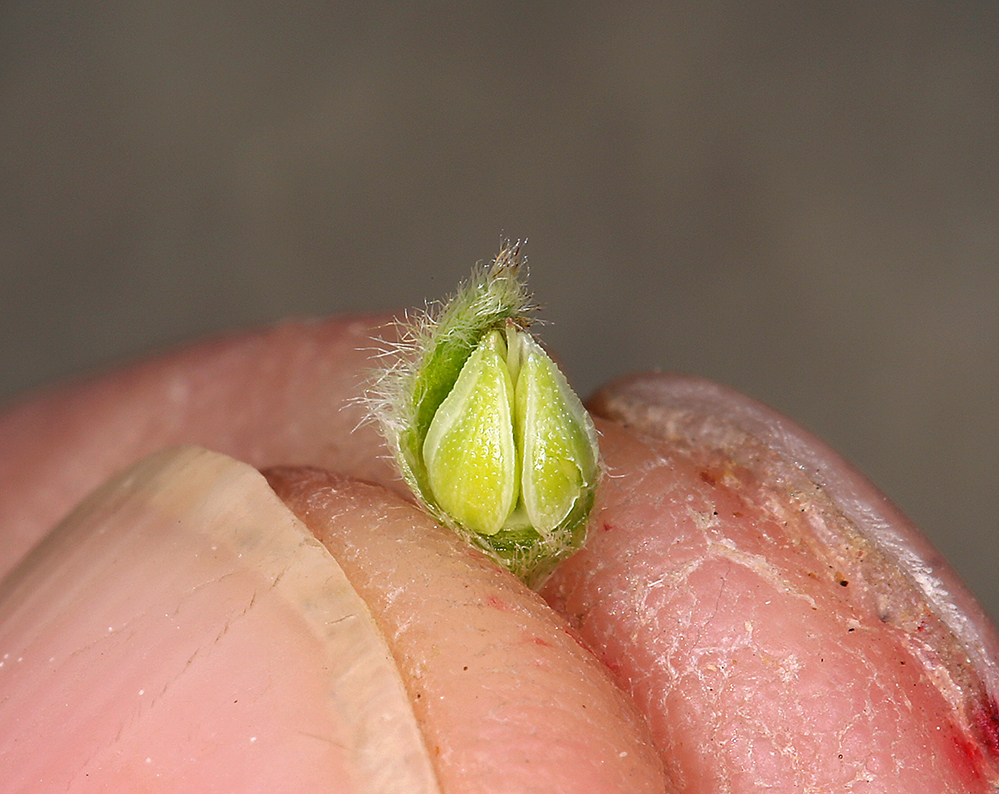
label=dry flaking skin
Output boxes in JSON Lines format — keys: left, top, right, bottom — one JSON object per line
{"left": 366, "top": 243, "right": 600, "bottom": 587}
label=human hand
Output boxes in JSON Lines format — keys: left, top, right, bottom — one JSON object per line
{"left": 1, "top": 315, "right": 996, "bottom": 792}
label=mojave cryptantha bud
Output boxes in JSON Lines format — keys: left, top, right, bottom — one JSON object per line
{"left": 368, "top": 243, "right": 600, "bottom": 586}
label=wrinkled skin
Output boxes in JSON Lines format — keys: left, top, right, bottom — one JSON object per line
{"left": 1, "top": 316, "right": 997, "bottom": 791}
{"left": 551, "top": 377, "right": 999, "bottom": 792}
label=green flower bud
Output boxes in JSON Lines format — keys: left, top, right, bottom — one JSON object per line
{"left": 369, "top": 243, "right": 600, "bottom": 586}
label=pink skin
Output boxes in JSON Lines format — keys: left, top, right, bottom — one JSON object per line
{"left": 0, "top": 315, "right": 397, "bottom": 580}
{"left": 266, "top": 466, "right": 667, "bottom": 792}
{"left": 1, "top": 317, "right": 997, "bottom": 790}
{"left": 0, "top": 317, "right": 667, "bottom": 791}
{"left": 541, "top": 373, "right": 999, "bottom": 792}
{"left": 0, "top": 448, "right": 442, "bottom": 793}
{"left": 1, "top": 444, "right": 665, "bottom": 792}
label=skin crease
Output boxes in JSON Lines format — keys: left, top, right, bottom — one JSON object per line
{"left": 1, "top": 316, "right": 997, "bottom": 790}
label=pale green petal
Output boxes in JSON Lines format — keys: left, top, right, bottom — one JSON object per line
{"left": 514, "top": 333, "right": 598, "bottom": 535}
{"left": 423, "top": 330, "right": 518, "bottom": 536}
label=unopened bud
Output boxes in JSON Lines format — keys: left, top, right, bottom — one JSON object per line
{"left": 369, "top": 243, "right": 600, "bottom": 586}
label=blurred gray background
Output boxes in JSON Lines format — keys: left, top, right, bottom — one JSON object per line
{"left": 2, "top": 3, "right": 997, "bottom": 617}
